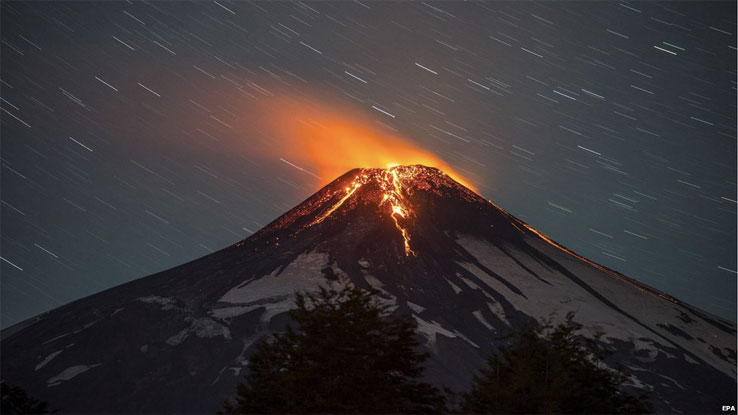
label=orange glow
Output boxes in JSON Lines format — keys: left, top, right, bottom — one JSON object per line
{"left": 309, "top": 179, "right": 363, "bottom": 226}
{"left": 248, "top": 93, "right": 475, "bottom": 191}
{"left": 305, "top": 166, "right": 427, "bottom": 256}
{"left": 381, "top": 167, "right": 415, "bottom": 256}
{"left": 392, "top": 214, "right": 414, "bottom": 256}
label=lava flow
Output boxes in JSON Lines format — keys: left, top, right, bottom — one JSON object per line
{"left": 310, "top": 165, "right": 427, "bottom": 256}
{"left": 380, "top": 167, "right": 415, "bottom": 256}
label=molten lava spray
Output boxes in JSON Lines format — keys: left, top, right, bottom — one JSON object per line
{"left": 247, "top": 93, "right": 475, "bottom": 191}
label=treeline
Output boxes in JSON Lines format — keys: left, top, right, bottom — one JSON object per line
{"left": 1, "top": 277, "right": 653, "bottom": 414}
{"left": 222, "top": 276, "right": 652, "bottom": 414}
{"left": 0, "top": 383, "right": 54, "bottom": 414}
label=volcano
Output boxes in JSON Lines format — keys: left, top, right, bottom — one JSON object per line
{"left": 1, "top": 165, "right": 735, "bottom": 413}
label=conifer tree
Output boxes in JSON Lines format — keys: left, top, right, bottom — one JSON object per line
{"left": 223, "top": 275, "right": 446, "bottom": 414}
{"left": 1, "top": 383, "right": 52, "bottom": 414}
{"left": 461, "top": 313, "right": 652, "bottom": 414}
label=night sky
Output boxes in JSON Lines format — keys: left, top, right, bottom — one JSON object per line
{"left": 1, "top": 1, "right": 736, "bottom": 329}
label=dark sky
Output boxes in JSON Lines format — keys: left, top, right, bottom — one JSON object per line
{"left": 1, "top": 1, "right": 736, "bottom": 328}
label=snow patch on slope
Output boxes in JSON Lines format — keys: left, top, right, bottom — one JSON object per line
{"left": 487, "top": 301, "right": 510, "bottom": 326}
{"left": 363, "top": 273, "right": 385, "bottom": 291}
{"left": 413, "top": 315, "right": 479, "bottom": 349}
{"left": 622, "top": 372, "right": 651, "bottom": 390}
{"left": 210, "top": 306, "right": 255, "bottom": 320}
{"left": 137, "top": 296, "right": 180, "bottom": 311}
{"left": 407, "top": 301, "right": 425, "bottom": 314}
{"left": 458, "top": 233, "right": 737, "bottom": 379}
{"left": 457, "top": 275, "right": 496, "bottom": 301}
{"left": 166, "top": 317, "right": 231, "bottom": 346}
{"left": 47, "top": 364, "right": 100, "bottom": 386}
{"left": 215, "top": 252, "right": 340, "bottom": 323}
{"left": 472, "top": 310, "right": 493, "bottom": 331}
{"left": 362, "top": 273, "right": 398, "bottom": 312}
{"left": 445, "top": 278, "right": 463, "bottom": 294}
{"left": 452, "top": 330, "right": 480, "bottom": 348}
{"left": 220, "top": 252, "right": 330, "bottom": 304}
{"left": 414, "top": 315, "right": 457, "bottom": 344}
{"left": 43, "top": 333, "right": 72, "bottom": 345}
{"left": 456, "top": 235, "right": 646, "bottom": 340}
{"left": 519, "top": 234, "right": 737, "bottom": 376}
{"left": 35, "top": 350, "right": 63, "bottom": 371}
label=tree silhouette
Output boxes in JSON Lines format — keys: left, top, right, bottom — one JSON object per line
{"left": 1, "top": 382, "right": 53, "bottom": 414}
{"left": 222, "top": 275, "right": 446, "bottom": 414}
{"left": 461, "top": 313, "right": 652, "bottom": 414}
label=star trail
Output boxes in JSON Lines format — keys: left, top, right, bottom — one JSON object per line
{"left": 0, "top": 1, "right": 735, "bottom": 328}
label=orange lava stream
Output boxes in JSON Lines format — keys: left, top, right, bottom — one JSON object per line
{"left": 309, "top": 166, "right": 419, "bottom": 256}
{"left": 310, "top": 179, "right": 363, "bottom": 226}
{"left": 381, "top": 168, "right": 415, "bottom": 256}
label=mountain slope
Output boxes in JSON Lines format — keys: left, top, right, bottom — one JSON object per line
{"left": 1, "top": 165, "right": 735, "bottom": 413}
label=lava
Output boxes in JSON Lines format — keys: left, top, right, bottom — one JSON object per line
{"left": 309, "top": 180, "right": 363, "bottom": 226}
{"left": 380, "top": 167, "right": 415, "bottom": 256}
{"left": 309, "top": 165, "right": 427, "bottom": 256}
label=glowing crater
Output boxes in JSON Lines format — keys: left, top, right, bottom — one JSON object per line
{"left": 310, "top": 165, "right": 431, "bottom": 256}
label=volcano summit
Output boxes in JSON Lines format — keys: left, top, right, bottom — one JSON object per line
{"left": 1, "top": 165, "right": 735, "bottom": 413}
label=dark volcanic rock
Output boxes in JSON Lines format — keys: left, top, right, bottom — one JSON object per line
{"left": 1, "top": 165, "right": 735, "bottom": 413}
